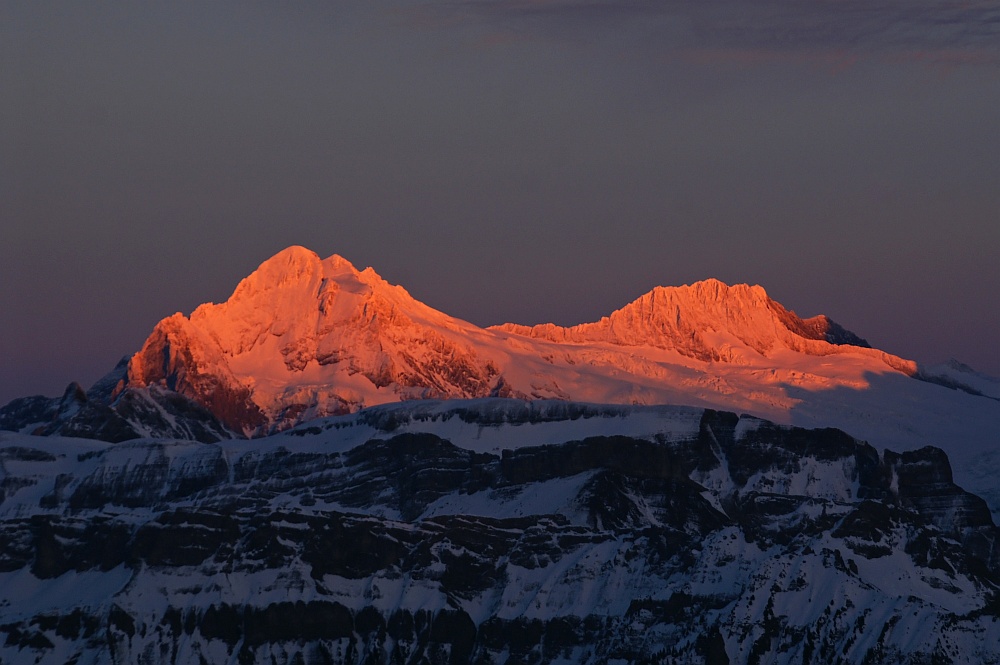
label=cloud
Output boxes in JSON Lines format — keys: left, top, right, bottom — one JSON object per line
{"left": 407, "top": 0, "right": 1000, "bottom": 65}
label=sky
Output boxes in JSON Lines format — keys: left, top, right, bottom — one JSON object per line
{"left": 2, "top": 0, "right": 999, "bottom": 405}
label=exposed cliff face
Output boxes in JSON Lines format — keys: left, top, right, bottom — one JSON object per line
{"left": 2, "top": 402, "right": 1000, "bottom": 664}
{"left": 125, "top": 313, "right": 267, "bottom": 435}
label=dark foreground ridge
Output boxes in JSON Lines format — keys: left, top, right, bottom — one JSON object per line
{"left": 2, "top": 404, "right": 1000, "bottom": 663}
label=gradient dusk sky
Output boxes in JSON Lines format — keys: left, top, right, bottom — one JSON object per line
{"left": 3, "top": 1, "right": 999, "bottom": 404}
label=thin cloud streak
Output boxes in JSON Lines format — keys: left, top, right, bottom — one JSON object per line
{"left": 410, "top": 0, "right": 1000, "bottom": 64}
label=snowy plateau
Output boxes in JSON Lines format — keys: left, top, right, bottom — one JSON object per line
{"left": 2, "top": 246, "right": 1000, "bottom": 664}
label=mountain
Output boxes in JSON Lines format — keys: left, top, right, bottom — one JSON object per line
{"left": 0, "top": 245, "right": 936, "bottom": 434}
{"left": 3, "top": 400, "right": 1000, "bottom": 664}
{"left": 493, "top": 278, "right": 875, "bottom": 360}
{"left": 4, "top": 245, "right": 1000, "bottom": 514}
{"left": 4, "top": 248, "right": 1000, "bottom": 664}
{"left": 123, "top": 247, "right": 510, "bottom": 433}
{"left": 119, "top": 247, "right": 920, "bottom": 435}
{"left": 95, "top": 246, "right": 937, "bottom": 435}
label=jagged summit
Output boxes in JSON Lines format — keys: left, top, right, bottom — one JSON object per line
{"left": 493, "top": 278, "right": 868, "bottom": 359}
{"left": 2, "top": 246, "right": 944, "bottom": 439}
{"left": 121, "top": 247, "right": 504, "bottom": 434}
{"left": 493, "top": 278, "right": 883, "bottom": 367}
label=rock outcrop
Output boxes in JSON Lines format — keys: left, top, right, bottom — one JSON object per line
{"left": 2, "top": 401, "right": 1000, "bottom": 664}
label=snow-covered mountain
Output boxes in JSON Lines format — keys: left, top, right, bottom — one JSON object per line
{"left": 106, "top": 246, "right": 995, "bottom": 440}
{"left": 3, "top": 400, "right": 1000, "bottom": 664}
{"left": 4, "top": 245, "right": 1000, "bottom": 513}
{"left": 3, "top": 247, "right": 1000, "bottom": 664}
{"left": 116, "top": 246, "right": 924, "bottom": 436}
{"left": 123, "top": 247, "right": 511, "bottom": 433}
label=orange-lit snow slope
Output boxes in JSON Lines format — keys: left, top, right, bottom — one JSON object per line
{"left": 123, "top": 246, "right": 997, "bottom": 458}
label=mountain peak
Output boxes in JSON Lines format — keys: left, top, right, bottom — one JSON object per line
{"left": 273, "top": 243, "right": 321, "bottom": 262}
{"left": 109, "top": 251, "right": 919, "bottom": 436}
{"left": 187, "top": 248, "right": 395, "bottom": 355}
{"left": 658, "top": 278, "right": 768, "bottom": 302}
{"left": 492, "top": 278, "right": 866, "bottom": 362}
{"left": 327, "top": 252, "right": 358, "bottom": 271}
{"left": 120, "top": 247, "right": 505, "bottom": 432}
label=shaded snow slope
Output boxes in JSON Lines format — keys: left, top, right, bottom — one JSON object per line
{"left": 919, "top": 359, "right": 1000, "bottom": 400}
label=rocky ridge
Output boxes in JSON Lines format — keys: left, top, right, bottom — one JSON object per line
{"left": 2, "top": 401, "right": 1000, "bottom": 664}
{"left": 493, "top": 279, "right": 875, "bottom": 361}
